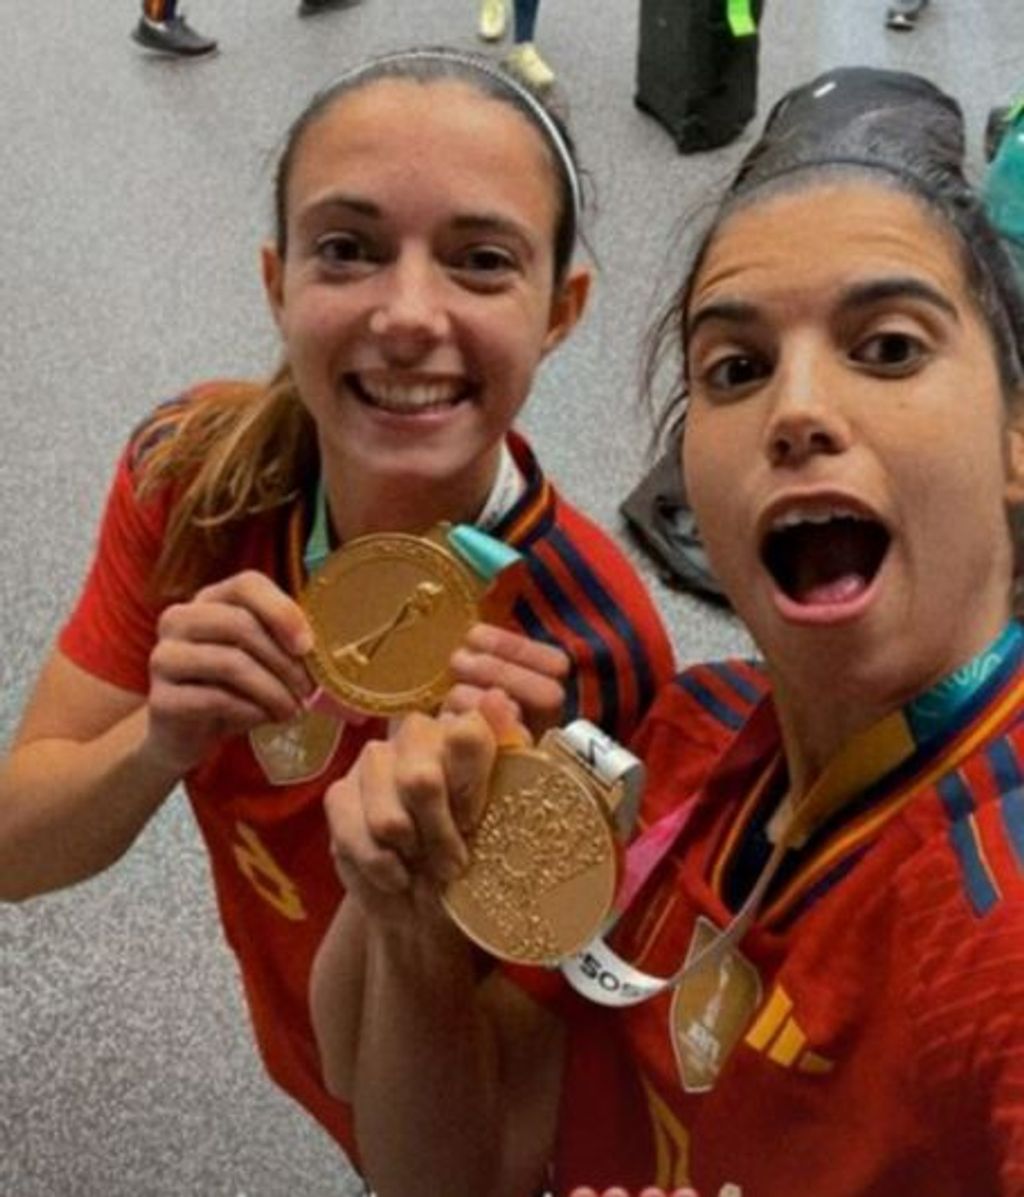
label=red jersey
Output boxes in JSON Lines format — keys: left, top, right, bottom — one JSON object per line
{"left": 518, "top": 647, "right": 1024, "bottom": 1197}
{"left": 58, "top": 399, "right": 674, "bottom": 1160}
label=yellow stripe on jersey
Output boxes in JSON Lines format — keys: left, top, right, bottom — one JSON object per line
{"left": 744, "top": 983, "right": 793, "bottom": 1051}
{"left": 768, "top": 1018, "right": 807, "bottom": 1067}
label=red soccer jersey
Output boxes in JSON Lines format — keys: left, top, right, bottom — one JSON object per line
{"left": 517, "top": 651, "right": 1024, "bottom": 1197}
{"left": 58, "top": 398, "right": 674, "bottom": 1159}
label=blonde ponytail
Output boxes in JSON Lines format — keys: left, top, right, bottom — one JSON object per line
{"left": 135, "top": 365, "right": 317, "bottom": 598}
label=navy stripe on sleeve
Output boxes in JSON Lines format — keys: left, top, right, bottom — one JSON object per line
{"left": 512, "top": 597, "right": 581, "bottom": 724}
{"left": 676, "top": 671, "right": 746, "bottom": 732}
{"left": 547, "top": 527, "right": 658, "bottom": 715}
{"left": 517, "top": 557, "right": 620, "bottom": 734}
{"left": 707, "top": 660, "right": 766, "bottom": 709}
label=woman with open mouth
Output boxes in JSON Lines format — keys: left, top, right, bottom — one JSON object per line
{"left": 311, "top": 66, "right": 1024, "bottom": 1197}
{"left": 0, "top": 47, "right": 674, "bottom": 1183}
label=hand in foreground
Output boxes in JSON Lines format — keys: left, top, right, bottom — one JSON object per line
{"left": 569, "top": 1188, "right": 699, "bottom": 1197}
{"left": 446, "top": 622, "right": 570, "bottom": 737}
{"left": 325, "top": 691, "right": 526, "bottom": 923}
{"left": 146, "top": 570, "right": 314, "bottom": 773}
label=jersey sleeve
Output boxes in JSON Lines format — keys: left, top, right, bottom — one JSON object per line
{"left": 58, "top": 447, "right": 171, "bottom": 694}
{"left": 510, "top": 498, "right": 676, "bottom": 744}
{"left": 900, "top": 829, "right": 1024, "bottom": 1192}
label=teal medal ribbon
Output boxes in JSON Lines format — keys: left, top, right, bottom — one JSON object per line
{"left": 302, "top": 478, "right": 521, "bottom": 581}
{"left": 904, "top": 621, "right": 1024, "bottom": 742}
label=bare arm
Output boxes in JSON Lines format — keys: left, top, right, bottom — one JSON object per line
{"left": 0, "top": 652, "right": 176, "bottom": 899}
{"left": 310, "top": 701, "right": 563, "bottom": 1197}
{"left": 0, "top": 571, "right": 313, "bottom": 901}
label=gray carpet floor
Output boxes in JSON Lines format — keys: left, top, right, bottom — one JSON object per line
{"left": 2, "top": 0, "right": 1021, "bottom": 1193}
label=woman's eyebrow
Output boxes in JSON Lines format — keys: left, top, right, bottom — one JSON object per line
{"left": 451, "top": 212, "right": 530, "bottom": 239}
{"left": 301, "top": 193, "right": 382, "bottom": 221}
{"left": 840, "top": 276, "right": 960, "bottom": 321}
{"left": 686, "top": 299, "right": 759, "bottom": 338}
{"left": 687, "top": 277, "right": 961, "bottom": 338}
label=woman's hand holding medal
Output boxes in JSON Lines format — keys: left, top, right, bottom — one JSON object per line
{"left": 323, "top": 692, "right": 524, "bottom": 924}
{"left": 145, "top": 570, "right": 315, "bottom": 774}
{"left": 446, "top": 622, "right": 571, "bottom": 736}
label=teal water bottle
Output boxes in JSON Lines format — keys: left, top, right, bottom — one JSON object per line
{"left": 983, "top": 98, "right": 1024, "bottom": 282}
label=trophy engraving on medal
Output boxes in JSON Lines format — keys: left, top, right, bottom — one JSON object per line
{"left": 301, "top": 529, "right": 484, "bottom": 716}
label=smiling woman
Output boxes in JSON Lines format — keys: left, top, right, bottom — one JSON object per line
{"left": 0, "top": 46, "right": 673, "bottom": 1180}
{"left": 309, "top": 66, "right": 1024, "bottom": 1197}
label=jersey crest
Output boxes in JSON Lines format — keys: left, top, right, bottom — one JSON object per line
{"left": 670, "top": 917, "right": 762, "bottom": 1092}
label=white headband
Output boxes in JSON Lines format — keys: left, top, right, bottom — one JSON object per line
{"left": 326, "top": 47, "right": 583, "bottom": 236}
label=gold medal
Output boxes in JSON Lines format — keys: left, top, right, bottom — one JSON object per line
{"left": 249, "top": 708, "right": 343, "bottom": 785}
{"left": 301, "top": 526, "right": 485, "bottom": 717}
{"left": 442, "top": 724, "right": 638, "bottom": 966}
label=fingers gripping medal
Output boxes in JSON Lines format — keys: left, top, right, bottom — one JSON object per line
{"left": 442, "top": 721, "right": 645, "bottom": 966}
{"left": 301, "top": 524, "right": 522, "bottom": 717}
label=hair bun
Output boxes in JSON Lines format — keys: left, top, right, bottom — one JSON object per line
{"left": 732, "top": 66, "right": 966, "bottom": 196}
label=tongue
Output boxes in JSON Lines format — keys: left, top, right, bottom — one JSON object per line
{"left": 796, "top": 572, "right": 868, "bottom": 606}
{"left": 789, "top": 523, "right": 876, "bottom": 607}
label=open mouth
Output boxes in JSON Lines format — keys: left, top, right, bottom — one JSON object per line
{"left": 346, "top": 373, "right": 473, "bottom": 415}
{"left": 761, "top": 505, "right": 891, "bottom": 607}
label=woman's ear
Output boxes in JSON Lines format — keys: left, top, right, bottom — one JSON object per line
{"left": 1005, "top": 389, "right": 1024, "bottom": 505}
{"left": 542, "top": 266, "right": 592, "bottom": 354}
{"left": 261, "top": 242, "right": 285, "bottom": 330}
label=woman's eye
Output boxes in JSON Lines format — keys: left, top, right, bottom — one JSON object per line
{"left": 703, "top": 353, "right": 770, "bottom": 392}
{"left": 852, "top": 331, "right": 928, "bottom": 372}
{"left": 315, "top": 232, "right": 375, "bottom": 267}
{"left": 454, "top": 246, "right": 518, "bottom": 277}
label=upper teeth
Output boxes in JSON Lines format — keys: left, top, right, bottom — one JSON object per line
{"left": 359, "top": 378, "right": 462, "bottom": 409}
{"left": 771, "top": 503, "right": 870, "bottom": 531}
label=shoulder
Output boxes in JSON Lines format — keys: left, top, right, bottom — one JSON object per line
{"left": 638, "top": 658, "right": 770, "bottom": 747}
{"left": 898, "top": 716, "right": 1024, "bottom": 921}
{"left": 893, "top": 720, "right": 1024, "bottom": 1076}
{"left": 630, "top": 659, "right": 769, "bottom": 813}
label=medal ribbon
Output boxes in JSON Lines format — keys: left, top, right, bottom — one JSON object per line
{"left": 563, "top": 622, "right": 1024, "bottom": 1007}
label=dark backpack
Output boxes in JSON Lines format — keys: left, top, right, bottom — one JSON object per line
{"left": 635, "top": 0, "right": 764, "bottom": 153}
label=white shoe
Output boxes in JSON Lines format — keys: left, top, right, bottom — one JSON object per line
{"left": 477, "top": 0, "right": 507, "bottom": 41}
{"left": 504, "top": 43, "right": 555, "bottom": 90}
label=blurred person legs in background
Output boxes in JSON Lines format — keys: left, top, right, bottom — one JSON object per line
{"left": 132, "top": 0, "right": 355, "bottom": 57}
{"left": 885, "top": 0, "right": 929, "bottom": 31}
{"left": 478, "top": 0, "right": 554, "bottom": 90}
{"left": 132, "top": 0, "right": 217, "bottom": 56}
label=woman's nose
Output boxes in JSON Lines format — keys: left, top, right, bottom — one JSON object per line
{"left": 763, "top": 354, "right": 852, "bottom": 467}
{"left": 368, "top": 256, "right": 451, "bottom": 355}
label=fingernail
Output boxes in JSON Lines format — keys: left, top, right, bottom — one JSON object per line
{"left": 449, "top": 648, "right": 474, "bottom": 671}
{"left": 439, "top": 850, "right": 468, "bottom": 882}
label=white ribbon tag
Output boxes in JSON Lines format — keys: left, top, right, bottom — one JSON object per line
{"left": 560, "top": 936, "right": 672, "bottom": 1008}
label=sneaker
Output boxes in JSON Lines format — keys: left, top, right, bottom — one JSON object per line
{"left": 477, "top": 0, "right": 507, "bottom": 42}
{"left": 504, "top": 43, "right": 555, "bottom": 91}
{"left": 298, "top": 0, "right": 358, "bottom": 15}
{"left": 885, "top": 0, "right": 929, "bottom": 30}
{"left": 131, "top": 13, "right": 217, "bottom": 56}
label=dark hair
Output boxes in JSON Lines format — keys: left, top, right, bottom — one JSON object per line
{"left": 273, "top": 46, "right": 583, "bottom": 285}
{"left": 649, "top": 67, "right": 1024, "bottom": 440}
